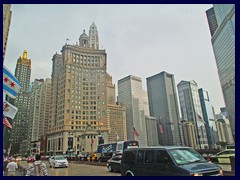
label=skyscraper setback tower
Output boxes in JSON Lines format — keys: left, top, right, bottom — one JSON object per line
{"left": 8, "top": 50, "right": 32, "bottom": 155}
{"left": 118, "top": 75, "right": 148, "bottom": 147}
{"left": 48, "top": 23, "right": 108, "bottom": 155}
{"left": 147, "top": 71, "right": 183, "bottom": 146}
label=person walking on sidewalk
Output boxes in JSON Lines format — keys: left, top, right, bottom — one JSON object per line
{"left": 6, "top": 158, "right": 18, "bottom": 176}
{"left": 26, "top": 154, "right": 48, "bottom": 176}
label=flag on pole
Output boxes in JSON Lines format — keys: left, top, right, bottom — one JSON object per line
{"left": 159, "top": 124, "right": 164, "bottom": 134}
{"left": 7, "top": 142, "right": 12, "bottom": 157}
{"left": 91, "top": 138, "right": 94, "bottom": 147}
{"left": 3, "top": 100, "right": 18, "bottom": 119}
{"left": 133, "top": 127, "right": 140, "bottom": 137}
{"left": 3, "top": 117, "right": 12, "bottom": 129}
{"left": 3, "top": 65, "right": 22, "bottom": 99}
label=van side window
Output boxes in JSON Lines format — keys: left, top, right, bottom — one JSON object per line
{"left": 156, "top": 150, "right": 172, "bottom": 164}
{"left": 124, "top": 151, "right": 136, "bottom": 165}
{"left": 136, "top": 150, "right": 144, "bottom": 163}
{"left": 145, "top": 150, "right": 154, "bottom": 163}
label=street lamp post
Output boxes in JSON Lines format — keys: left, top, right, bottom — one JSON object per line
{"left": 198, "top": 135, "right": 201, "bottom": 150}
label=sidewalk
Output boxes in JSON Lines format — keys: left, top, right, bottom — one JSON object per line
{"left": 3, "top": 171, "right": 24, "bottom": 176}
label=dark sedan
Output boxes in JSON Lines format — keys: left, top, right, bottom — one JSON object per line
{"left": 107, "top": 154, "right": 122, "bottom": 172}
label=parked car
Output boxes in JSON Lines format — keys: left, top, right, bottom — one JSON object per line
{"left": 16, "top": 156, "right": 22, "bottom": 162}
{"left": 121, "top": 146, "right": 223, "bottom": 176}
{"left": 27, "top": 156, "right": 36, "bottom": 163}
{"left": 98, "top": 152, "right": 113, "bottom": 162}
{"left": 77, "top": 153, "right": 88, "bottom": 161}
{"left": 49, "top": 155, "right": 69, "bottom": 168}
{"left": 210, "top": 149, "right": 235, "bottom": 164}
{"left": 65, "top": 154, "right": 77, "bottom": 161}
{"left": 107, "top": 154, "right": 122, "bottom": 172}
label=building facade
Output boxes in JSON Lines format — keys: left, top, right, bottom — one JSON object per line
{"left": 147, "top": 71, "right": 183, "bottom": 146}
{"left": 9, "top": 50, "right": 32, "bottom": 155}
{"left": 142, "top": 91, "right": 149, "bottom": 116}
{"left": 215, "top": 113, "right": 234, "bottom": 145}
{"left": 29, "top": 78, "right": 51, "bottom": 154}
{"left": 206, "top": 4, "right": 235, "bottom": 140}
{"left": 145, "top": 116, "right": 159, "bottom": 146}
{"left": 177, "top": 80, "right": 208, "bottom": 149}
{"left": 3, "top": 4, "right": 12, "bottom": 63}
{"left": 181, "top": 121, "right": 198, "bottom": 148}
{"left": 47, "top": 23, "right": 108, "bottom": 155}
{"left": 118, "top": 75, "right": 147, "bottom": 147}
{"left": 198, "top": 88, "right": 218, "bottom": 148}
{"left": 106, "top": 73, "right": 127, "bottom": 143}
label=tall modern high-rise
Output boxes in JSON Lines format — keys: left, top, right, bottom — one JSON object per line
{"left": 177, "top": 80, "right": 208, "bottom": 149}
{"left": 147, "top": 71, "right": 183, "bottom": 146}
{"left": 198, "top": 88, "right": 218, "bottom": 148}
{"left": 118, "top": 75, "right": 147, "bottom": 147}
{"left": 28, "top": 78, "right": 51, "bottom": 154}
{"left": 8, "top": 50, "right": 32, "bottom": 155}
{"left": 30, "top": 79, "right": 45, "bottom": 142}
{"left": 3, "top": 4, "right": 12, "bottom": 63}
{"left": 206, "top": 4, "right": 235, "bottom": 140}
{"left": 48, "top": 23, "right": 108, "bottom": 155}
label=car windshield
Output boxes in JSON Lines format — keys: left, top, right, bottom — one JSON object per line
{"left": 169, "top": 148, "right": 206, "bottom": 165}
{"left": 55, "top": 156, "right": 66, "bottom": 160}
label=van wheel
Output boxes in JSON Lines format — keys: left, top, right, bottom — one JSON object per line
{"left": 108, "top": 165, "right": 113, "bottom": 172}
{"left": 127, "top": 173, "right": 133, "bottom": 176}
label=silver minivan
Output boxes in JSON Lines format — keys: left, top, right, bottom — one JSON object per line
{"left": 121, "top": 146, "right": 223, "bottom": 176}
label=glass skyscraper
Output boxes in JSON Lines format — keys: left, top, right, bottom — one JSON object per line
{"left": 198, "top": 88, "right": 218, "bottom": 148}
{"left": 118, "top": 75, "right": 148, "bottom": 147}
{"left": 147, "top": 71, "right": 183, "bottom": 146}
{"left": 177, "top": 80, "right": 208, "bottom": 149}
{"left": 206, "top": 4, "right": 235, "bottom": 140}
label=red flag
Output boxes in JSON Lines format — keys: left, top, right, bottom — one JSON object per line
{"left": 3, "top": 117, "right": 12, "bottom": 129}
{"left": 159, "top": 124, "right": 164, "bottom": 134}
{"left": 133, "top": 127, "right": 140, "bottom": 137}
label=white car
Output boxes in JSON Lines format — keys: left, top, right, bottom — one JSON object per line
{"left": 49, "top": 155, "right": 69, "bottom": 168}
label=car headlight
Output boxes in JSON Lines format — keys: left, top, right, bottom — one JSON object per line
{"left": 219, "top": 169, "right": 223, "bottom": 175}
{"left": 191, "top": 173, "right": 203, "bottom": 176}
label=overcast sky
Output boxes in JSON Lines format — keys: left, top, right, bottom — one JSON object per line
{"left": 4, "top": 4, "right": 226, "bottom": 113}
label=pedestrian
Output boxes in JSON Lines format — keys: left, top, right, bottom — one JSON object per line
{"left": 6, "top": 158, "right": 18, "bottom": 176}
{"left": 26, "top": 154, "right": 48, "bottom": 176}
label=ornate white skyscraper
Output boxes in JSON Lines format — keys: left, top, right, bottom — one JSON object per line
{"left": 48, "top": 23, "right": 108, "bottom": 155}
{"left": 89, "top": 22, "right": 99, "bottom": 50}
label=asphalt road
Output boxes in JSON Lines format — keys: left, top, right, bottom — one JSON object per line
{"left": 5, "top": 160, "right": 234, "bottom": 176}
{"left": 16, "top": 160, "right": 120, "bottom": 176}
